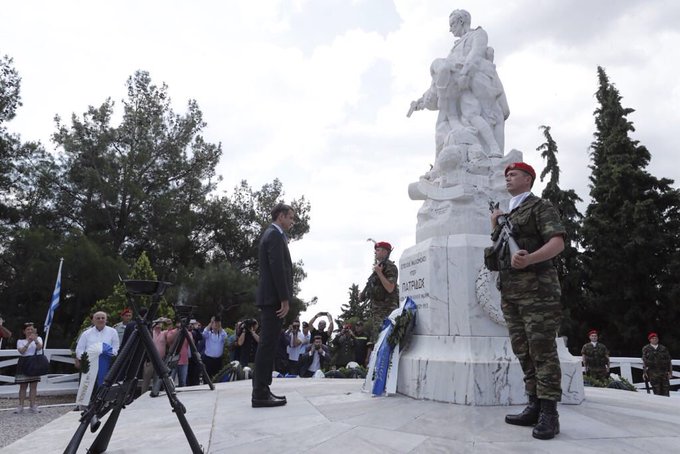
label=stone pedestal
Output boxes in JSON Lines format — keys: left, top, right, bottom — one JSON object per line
{"left": 396, "top": 235, "right": 585, "bottom": 405}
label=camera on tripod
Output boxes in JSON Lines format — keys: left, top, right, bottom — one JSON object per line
{"left": 173, "top": 303, "right": 196, "bottom": 324}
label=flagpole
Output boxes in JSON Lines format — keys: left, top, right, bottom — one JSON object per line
{"left": 43, "top": 258, "right": 64, "bottom": 350}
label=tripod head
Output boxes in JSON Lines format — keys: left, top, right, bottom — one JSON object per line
{"left": 173, "top": 303, "right": 197, "bottom": 328}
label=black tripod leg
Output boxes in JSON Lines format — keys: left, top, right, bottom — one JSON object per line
{"left": 144, "top": 322, "right": 204, "bottom": 453}
{"left": 87, "top": 407, "right": 122, "bottom": 454}
{"left": 63, "top": 420, "right": 88, "bottom": 454}
{"left": 184, "top": 327, "right": 215, "bottom": 390}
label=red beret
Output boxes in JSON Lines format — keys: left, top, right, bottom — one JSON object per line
{"left": 588, "top": 330, "right": 598, "bottom": 337}
{"left": 505, "top": 162, "right": 536, "bottom": 180}
{"left": 648, "top": 332, "right": 658, "bottom": 341}
{"left": 120, "top": 308, "right": 132, "bottom": 316}
{"left": 375, "top": 241, "right": 393, "bottom": 251}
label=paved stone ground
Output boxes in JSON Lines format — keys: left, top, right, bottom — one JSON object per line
{"left": 0, "top": 395, "right": 76, "bottom": 448}
{"left": 4, "top": 381, "right": 680, "bottom": 453}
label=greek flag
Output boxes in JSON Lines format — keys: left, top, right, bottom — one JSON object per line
{"left": 43, "top": 258, "right": 64, "bottom": 333}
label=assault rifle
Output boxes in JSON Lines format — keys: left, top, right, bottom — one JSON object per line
{"left": 489, "top": 201, "right": 520, "bottom": 258}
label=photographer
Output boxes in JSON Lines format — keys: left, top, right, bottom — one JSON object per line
{"left": 186, "top": 319, "right": 204, "bottom": 386}
{"left": 308, "top": 311, "right": 334, "bottom": 345}
{"left": 236, "top": 319, "right": 259, "bottom": 367}
{"left": 300, "top": 335, "right": 330, "bottom": 377}
{"left": 202, "top": 316, "right": 227, "bottom": 378}
{"left": 332, "top": 323, "right": 356, "bottom": 369}
{"left": 285, "top": 319, "right": 306, "bottom": 375}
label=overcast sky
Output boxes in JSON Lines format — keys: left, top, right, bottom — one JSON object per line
{"left": 3, "top": 0, "right": 679, "bottom": 323}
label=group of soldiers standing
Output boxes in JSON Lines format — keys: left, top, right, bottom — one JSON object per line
{"left": 581, "top": 329, "right": 674, "bottom": 396}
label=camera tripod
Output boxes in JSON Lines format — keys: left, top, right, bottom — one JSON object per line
{"left": 64, "top": 280, "right": 204, "bottom": 454}
{"left": 150, "top": 311, "right": 214, "bottom": 396}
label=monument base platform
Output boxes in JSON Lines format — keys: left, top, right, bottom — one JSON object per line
{"left": 397, "top": 334, "right": 585, "bottom": 405}
{"left": 2, "top": 379, "right": 678, "bottom": 453}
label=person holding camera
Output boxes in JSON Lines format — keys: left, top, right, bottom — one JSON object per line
{"left": 14, "top": 322, "right": 43, "bottom": 413}
{"left": 202, "top": 316, "right": 227, "bottom": 379}
{"left": 309, "top": 312, "right": 334, "bottom": 345}
{"left": 300, "top": 335, "right": 330, "bottom": 377}
{"left": 332, "top": 324, "right": 356, "bottom": 369}
{"left": 285, "top": 319, "right": 306, "bottom": 375}
{"left": 237, "top": 319, "right": 260, "bottom": 367}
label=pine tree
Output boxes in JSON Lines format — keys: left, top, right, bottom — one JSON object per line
{"left": 581, "top": 67, "right": 680, "bottom": 356}
{"left": 73, "top": 251, "right": 173, "bottom": 345}
{"left": 536, "top": 125, "right": 585, "bottom": 348}
{"left": 337, "top": 284, "right": 367, "bottom": 326}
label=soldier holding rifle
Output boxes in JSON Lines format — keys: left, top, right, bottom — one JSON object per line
{"left": 359, "top": 241, "right": 399, "bottom": 339}
{"left": 484, "top": 162, "right": 566, "bottom": 440}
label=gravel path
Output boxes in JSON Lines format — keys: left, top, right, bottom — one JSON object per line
{"left": 0, "top": 395, "right": 76, "bottom": 448}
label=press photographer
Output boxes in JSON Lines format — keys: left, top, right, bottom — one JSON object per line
{"left": 236, "top": 318, "right": 259, "bottom": 367}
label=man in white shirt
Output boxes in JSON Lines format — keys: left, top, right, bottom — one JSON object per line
{"left": 285, "top": 319, "right": 307, "bottom": 375}
{"left": 75, "top": 311, "right": 119, "bottom": 369}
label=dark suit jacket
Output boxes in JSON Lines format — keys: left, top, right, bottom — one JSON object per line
{"left": 256, "top": 224, "right": 293, "bottom": 307}
{"left": 299, "top": 344, "right": 331, "bottom": 376}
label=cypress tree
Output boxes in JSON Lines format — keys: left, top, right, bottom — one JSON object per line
{"left": 581, "top": 67, "right": 680, "bottom": 356}
{"left": 537, "top": 125, "right": 585, "bottom": 350}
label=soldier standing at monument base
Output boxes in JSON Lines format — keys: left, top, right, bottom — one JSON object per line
{"left": 642, "top": 332, "right": 673, "bottom": 396}
{"left": 484, "top": 162, "right": 566, "bottom": 440}
{"left": 359, "top": 241, "right": 399, "bottom": 339}
{"left": 581, "top": 329, "right": 610, "bottom": 381}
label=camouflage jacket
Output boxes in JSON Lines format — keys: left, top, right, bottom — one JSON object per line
{"left": 642, "top": 344, "right": 672, "bottom": 374}
{"left": 488, "top": 194, "right": 566, "bottom": 299}
{"left": 362, "top": 259, "right": 399, "bottom": 310}
{"left": 581, "top": 342, "right": 609, "bottom": 370}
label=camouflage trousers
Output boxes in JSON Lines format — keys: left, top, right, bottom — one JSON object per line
{"left": 502, "top": 295, "right": 562, "bottom": 401}
{"left": 648, "top": 371, "right": 670, "bottom": 396}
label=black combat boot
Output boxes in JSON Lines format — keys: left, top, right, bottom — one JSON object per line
{"left": 505, "top": 394, "right": 540, "bottom": 426}
{"left": 532, "top": 399, "right": 560, "bottom": 440}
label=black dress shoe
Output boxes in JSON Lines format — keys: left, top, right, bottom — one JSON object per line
{"left": 270, "top": 391, "right": 286, "bottom": 401}
{"left": 252, "top": 395, "right": 287, "bottom": 408}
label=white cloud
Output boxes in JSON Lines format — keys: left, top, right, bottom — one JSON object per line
{"left": 2, "top": 0, "right": 679, "bottom": 323}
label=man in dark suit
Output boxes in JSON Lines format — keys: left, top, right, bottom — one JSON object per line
{"left": 252, "top": 203, "right": 294, "bottom": 407}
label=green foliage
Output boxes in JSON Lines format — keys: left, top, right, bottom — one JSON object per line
{"left": 583, "top": 374, "right": 637, "bottom": 392}
{"left": 536, "top": 125, "right": 586, "bottom": 347}
{"left": 51, "top": 70, "right": 222, "bottom": 275}
{"left": 72, "top": 252, "right": 174, "bottom": 347}
{"left": 336, "top": 284, "right": 367, "bottom": 326}
{"left": 0, "top": 62, "right": 314, "bottom": 351}
{"left": 581, "top": 67, "right": 680, "bottom": 356}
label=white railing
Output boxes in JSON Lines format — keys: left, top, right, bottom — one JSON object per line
{"left": 588, "top": 356, "right": 680, "bottom": 391}
{"left": 1, "top": 350, "right": 677, "bottom": 392}
{"left": 0, "top": 348, "right": 78, "bottom": 385}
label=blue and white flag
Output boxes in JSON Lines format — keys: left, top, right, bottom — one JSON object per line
{"left": 43, "top": 258, "right": 64, "bottom": 334}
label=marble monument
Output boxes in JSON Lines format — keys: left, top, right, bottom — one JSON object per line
{"left": 398, "top": 9, "right": 584, "bottom": 405}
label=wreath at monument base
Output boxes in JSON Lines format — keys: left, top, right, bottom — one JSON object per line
{"left": 387, "top": 309, "right": 416, "bottom": 350}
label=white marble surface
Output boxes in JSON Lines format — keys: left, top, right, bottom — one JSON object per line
{"left": 398, "top": 232, "right": 585, "bottom": 405}
{"left": 397, "top": 335, "right": 584, "bottom": 405}
{"left": 2, "top": 380, "right": 677, "bottom": 454}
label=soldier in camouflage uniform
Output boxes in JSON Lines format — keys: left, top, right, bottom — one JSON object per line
{"left": 359, "top": 241, "right": 399, "bottom": 341}
{"left": 581, "top": 330, "right": 610, "bottom": 381}
{"left": 484, "top": 162, "right": 565, "bottom": 440}
{"left": 642, "top": 332, "right": 672, "bottom": 397}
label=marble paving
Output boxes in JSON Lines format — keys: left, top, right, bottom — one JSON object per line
{"left": 2, "top": 379, "right": 679, "bottom": 453}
